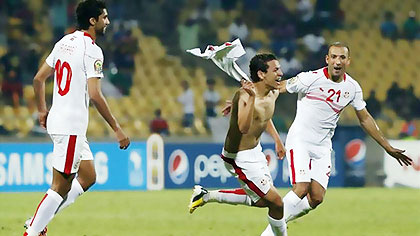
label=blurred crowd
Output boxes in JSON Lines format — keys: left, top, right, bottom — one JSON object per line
{"left": 0, "top": 0, "right": 418, "bottom": 139}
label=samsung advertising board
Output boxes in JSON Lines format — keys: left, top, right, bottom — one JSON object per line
{"left": 0, "top": 142, "right": 147, "bottom": 192}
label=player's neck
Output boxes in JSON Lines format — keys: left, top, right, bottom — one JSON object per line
{"left": 330, "top": 75, "right": 343, "bottom": 83}
{"left": 254, "top": 82, "right": 270, "bottom": 97}
{"left": 82, "top": 29, "right": 97, "bottom": 41}
{"left": 327, "top": 68, "right": 344, "bottom": 83}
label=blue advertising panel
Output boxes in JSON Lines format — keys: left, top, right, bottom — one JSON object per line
{"left": 332, "top": 126, "right": 366, "bottom": 187}
{"left": 164, "top": 142, "right": 346, "bottom": 189}
{"left": 0, "top": 142, "right": 147, "bottom": 192}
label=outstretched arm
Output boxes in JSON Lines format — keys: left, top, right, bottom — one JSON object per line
{"left": 88, "top": 78, "right": 130, "bottom": 149}
{"left": 356, "top": 108, "right": 412, "bottom": 166}
{"left": 33, "top": 62, "right": 54, "bottom": 129}
{"left": 266, "top": 119, "right": 286, "bottom": 159}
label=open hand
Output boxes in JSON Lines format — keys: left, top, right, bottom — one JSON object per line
{"left": 386, "top": 147, "right": 412, "bottom": 166}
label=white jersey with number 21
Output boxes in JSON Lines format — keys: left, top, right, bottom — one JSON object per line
{"left": 285, "top": 67, "right": 366, "bottom": 148}
{"left": 45, "top": 30, "right": 104, "bottom": 135}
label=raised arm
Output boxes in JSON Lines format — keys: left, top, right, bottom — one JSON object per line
{"left": 356, "top": 108, "right": 412, "bottom": 166}
{"left": 237, "top": 82, "right": 256, "bottom": 134}
{"left": 33, "top": 62, "right": 54, "bottom": 129}
{"left": 88, "top": 77, "right": 130, "bottom": 149}
{"left": 266, "top": 119, "right": 286, "bottom": 159}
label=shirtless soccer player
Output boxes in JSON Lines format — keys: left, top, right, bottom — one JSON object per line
{"left": 24, "top": 1, "right": 130, "bottom": 235}
{"left": 261, "top": 42, "right": 413, "bottom": 235}
{"left": 188, "top": 54, "right": 287, "bottom": 236}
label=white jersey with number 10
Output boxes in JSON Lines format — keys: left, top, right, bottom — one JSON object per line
{"left": 45, "top": 30, "right": 104, "bottom": 135}
{"left": 285, "top": 67, "right": 366, "bottom": 148}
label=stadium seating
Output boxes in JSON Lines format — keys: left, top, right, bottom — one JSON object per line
{"left": 3, "top": 0, "right": 418, "bottom": 140}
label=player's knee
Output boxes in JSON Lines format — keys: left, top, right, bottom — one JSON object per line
{"left": 51, "top": 183, "right": 72, "bottom": 198}
{"left": 78, "top": 174, "right": 96, "bottom": 191}
{"left": 293, "top": 183, "right": 310, "bottom": 198}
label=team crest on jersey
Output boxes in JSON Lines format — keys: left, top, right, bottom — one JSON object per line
{"left": 344, "top": 91, "right": 350, "bottom": 98}
{"left": 288, "top": 76, "right": 298, "bottom": 85}
{"left": 94, "top": 60, "right": 103, "bottom": 74}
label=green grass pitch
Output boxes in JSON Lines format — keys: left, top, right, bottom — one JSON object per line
{"left": 1, "top": 188, "right": 419, "bottom": 236}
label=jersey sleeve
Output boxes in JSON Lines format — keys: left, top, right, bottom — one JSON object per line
{"left": 45, "top": 44, "right": 57, "bottom": 68}
{"left": 285, "top": 71, "right": 314, "bottom": 94}
{"left": 350, "top": 82, "right": 366, "bottom": 110}
{"left": 85, "top": 45, "right": 104, "bottom": 79}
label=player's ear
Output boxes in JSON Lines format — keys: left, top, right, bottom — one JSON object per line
{"left": 257, "top": 70, "right": 265, "bottom": 80}
{"left": 325, "top": 55, "right": 329, "bottom": 65}
{"left": 346, "top": 57, "right": 351, "bottom": 66}
{"left": 89, "top": 17, "right": 97, "bottom": 26}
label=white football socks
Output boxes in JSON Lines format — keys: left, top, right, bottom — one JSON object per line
{"left": 266, "top": 215, "right": 287, "bottom": 236}
{"left": 55, "top": 178, "right": 85, "bottom": 215}
{"left": 283, "top": 190, "right": 312, "bottom": 222}
{"left": 205, "top": 189, "right": 252, "bottom": 206}
{"left": 26, "top": 189, "right": 63, "bottom": 236}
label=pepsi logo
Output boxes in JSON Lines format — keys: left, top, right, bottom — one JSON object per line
{"left": 264, "top": 149, "right": 278, "bottom": 179}
{"left": 345, "top": 139, "right": 366, "bottom": 163}
{"left": 168, "top": 149, "right": 189, "bottom": 185}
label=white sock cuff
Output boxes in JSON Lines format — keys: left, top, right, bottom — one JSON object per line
{"left": 284, "top": 191, "right": 302, "bottom": 207}
{"left": 72, "top": 179, "right": 84, "bottom": 194}
{"left": 46, "top": 189, "right": 64, "bottom": 203}
{"left": 267, "top": 214, "right": 285, "bottom": 226}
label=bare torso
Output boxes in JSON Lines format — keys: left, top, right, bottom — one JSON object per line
{"left": 224, "top": 89, "right": 279, "bottom": 153}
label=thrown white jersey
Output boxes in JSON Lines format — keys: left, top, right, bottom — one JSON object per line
{"left": 285, "top": 67, "right": 366, "bottom": 147}
{"left": 45, "top": 31, "right": 104, "bottom": 135}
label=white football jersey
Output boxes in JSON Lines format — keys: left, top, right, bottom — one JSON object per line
{"left": 285, "top": 67, "right": 366, "bottom": 147}
{"left": 45, "top": 31, "right": 104, "bottom": 135}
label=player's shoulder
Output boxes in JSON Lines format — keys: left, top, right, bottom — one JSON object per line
{"left": 295, "top": 68, "right": 325, "bottom": 84}
{"left": 84, "top": 38, "right": 103, "bottom": 57}
{"left": 344, "top": 73, "right": 363, "bottom": 90}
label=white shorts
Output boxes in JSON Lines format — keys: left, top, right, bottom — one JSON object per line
{"left": 286, "top": 141, "right": 331, "bottom": 189}
{"left": 50, "top": 134, "right": 93, "bottom": 174}
{"left": 221, "top": 144, "right": 273, "bottom": 203}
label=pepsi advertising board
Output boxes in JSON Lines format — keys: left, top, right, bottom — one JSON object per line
{"left": 164, "top": 143, "right": 346, "bottom": 189}
{"left": 332, "top": 126, "right": 366, "bottom": 187}
{"left": 0, "top": 142, "right": 147, "bottom": 192}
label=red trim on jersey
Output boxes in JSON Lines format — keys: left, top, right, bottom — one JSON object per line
{"left": 220, "top": 155, "right": 265, "bottom": 198}
{"left": 306, "top": 95, "right": 341, "bottom": 113}
{"left": 30, "top": 193, "right": 49, "bottom": 226}
{"left": 64, "top": 135, "right": 77, "bottom": 174}
{"left": 219, "top": 189, "right": 247, "bottom": 195}
{"left": 309, "top": 159, "right": 312, "bottom": 170}
{"left": 290, "top": 149, "right": 296, "bottom": 185}
{"left": 83, "top": 32, "right": 95, "bottom": 44}
{"left": 323, "top": 67, "right": 346, "bottom": 81}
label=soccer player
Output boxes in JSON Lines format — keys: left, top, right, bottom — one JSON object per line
{"left": 260, "top": 42, "right": 412, "bottom": 234}
{"left": 189, "top": 54, "right": 288, "bottom": 236}
{"left": 24, "top": 1, "right": 130, "bottom": 235}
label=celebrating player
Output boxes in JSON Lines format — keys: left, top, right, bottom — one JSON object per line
{"left": 260, "top": 42, "right": 412, "bottom": 235}
{"left": 24, "top": 1, "right": 130, "bottom": 235}
{"left": 189, "top": 54, "right": 288, "bottom": 236}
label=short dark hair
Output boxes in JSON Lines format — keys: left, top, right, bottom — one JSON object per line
{"left": 76, "top": 0, "right": 107, "bottom": 30}
{"left": 249, "top": 53, "right": 277, "bottom": 83}
{"left": 328, "top": 42, "right": 350, "bottom": 56}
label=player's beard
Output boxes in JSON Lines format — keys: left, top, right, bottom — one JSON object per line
{"left": 95, "top": 26, "right": 106, "bottom": 36}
